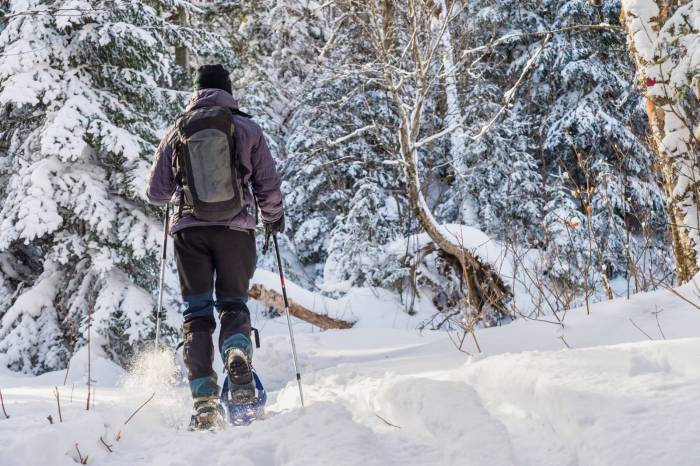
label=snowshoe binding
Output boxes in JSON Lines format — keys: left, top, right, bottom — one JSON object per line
{"left": 190, "top": 396, "right": 225, "bottom": 431}
{"left": 221, "top": 349, "right": 267, "bottom": 426}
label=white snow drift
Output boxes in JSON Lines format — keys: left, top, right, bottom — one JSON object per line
{"left": 1, "top": 277, "right": 700, "bottom": 466}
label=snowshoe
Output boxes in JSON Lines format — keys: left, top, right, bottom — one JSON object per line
{"left": 220, "top": 371, "right": 267, "bottom": 426}
{"left": 189, "top": 396, "right": 226, "bottom": 431}
{"left": 226, "top": 348, "right": 257, "bottom": 403}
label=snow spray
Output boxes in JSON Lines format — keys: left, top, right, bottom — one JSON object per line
{"left": 122, "top": 347, "right": 189, "bottom": 427}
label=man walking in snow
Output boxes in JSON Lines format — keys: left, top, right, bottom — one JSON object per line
{"left": 146, "top": 64, "right": 284, "bottom": 430}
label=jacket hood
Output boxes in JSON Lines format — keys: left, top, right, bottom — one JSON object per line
{"left": 186, "top": 88, "right": 239, "bottom": 111}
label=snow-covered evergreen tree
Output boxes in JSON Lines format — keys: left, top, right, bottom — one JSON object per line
{"left": 0, "top": 0, "right": 680, "bottom": 370}
{"left": 216, "top": 0, "right": 671, "bottom": 305}
{"left": 534, "top": 0, "right": 670, "bottom": 287}
{"left": 283, "top": 72, "right": 400, "bottom": 274}
{"left": 442, "top": 0, "right": 671, "bottom": 292}
{"left": 323, "top": 179, "right": 400, "bottom": 292}
{"left": 0, "top": 0, "right": 229, "bottom": 372}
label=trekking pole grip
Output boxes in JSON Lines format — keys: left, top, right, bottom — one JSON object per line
{"left": 263, "top": 231, "right": 271, "bottom": 255}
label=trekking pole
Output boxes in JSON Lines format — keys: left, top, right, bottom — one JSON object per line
{"left": 154, "top": 204, "right": 170, "bottom": 350}
{"left": 271, "top": 233, "right": 305, "bottom": 407}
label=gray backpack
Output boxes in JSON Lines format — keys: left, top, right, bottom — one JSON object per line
{"left": 174, "top": 106, "right": 245, "bottom": 221}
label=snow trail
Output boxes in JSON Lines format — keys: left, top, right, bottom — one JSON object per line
{"left": 2, "top": 282, "right": 700, "bottom": 465}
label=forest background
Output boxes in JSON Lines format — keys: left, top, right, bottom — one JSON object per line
{"left": 0, "top": 0, "right": 698, "bottom": 374}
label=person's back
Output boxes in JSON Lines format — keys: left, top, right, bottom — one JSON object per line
{"left": 146, "top": 64, "right": 284, "bottom": 430}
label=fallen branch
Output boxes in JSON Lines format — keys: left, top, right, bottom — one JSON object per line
{"left": 249, "top": 284, "right": 355, "bottom": 330}
{"left": 0, "top": 387, "right": 9, "bottom": 419}
{"left": 47, "top": 414, "right": 53, "bottom": 424}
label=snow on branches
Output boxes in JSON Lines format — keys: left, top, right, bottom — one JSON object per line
{"left": 621, "top": 0, "right": 700, "bottom": 281}
{"left": 0, "top": 0, "right": 230, "bottom": 372}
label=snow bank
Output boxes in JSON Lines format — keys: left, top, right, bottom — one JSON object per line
{"left": 386, "top": 224, "right": 508, "bottom": 271}
{"left": 2, "top": 279, "right": 700, "bottom": 465}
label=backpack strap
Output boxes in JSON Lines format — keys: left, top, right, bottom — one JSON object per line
{"left": 172, "top": 117, "right": 188, "bottom": 218}
{"left": 231, "top": 108, "right": 252, "bottom": 119}
{"left": 229, "top": 108, "right": 260, "bottom": 224}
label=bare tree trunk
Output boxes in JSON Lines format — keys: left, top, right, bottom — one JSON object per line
{"left": 174, "top": 6, "right": 188, "bottom": 70}
{"left": 397, "top": 115, "right": 510, "bottom": 312}
{"left": 371, "top": 0, "right": 510, "bottom": 312}
{"left": 437, "top": 0, "right": 467, "bottom": 178}
{"left": 620, "top": 1, "right": 700, "bottom": 283}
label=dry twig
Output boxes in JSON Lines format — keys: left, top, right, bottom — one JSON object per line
{"left": 661, "top": 283, "right": 700, "bottom": 312}
{"left": 86, "top": 290, "right": 94, "bottom": 411}
{"left": 375, "top": 413, "right": 401, "bottom": 429}
{"left": 0, "top": 387, "right": 9, "bottom": 419}
{"left": 116, "top": 391, "right": 155, "bottom": 442}
{"left": 53, "top": 386, "right": 63, "bottom": 422}
{"left": 99, "top": 437, "right": 113, "bottom": 453}
{"left": 124, "top": 392, "right": 155, "bottom": 426}
{"left": 653, "top": 307, "right": 667, "bottom": 340}
{"left": 63, "top": 356, "right": 71, "bottom": 386}
{"left": 629, "top": 318, "right": 654, "bottom": 340}
{"left": 74, "top": 443, "right": 88, "bottom": 464}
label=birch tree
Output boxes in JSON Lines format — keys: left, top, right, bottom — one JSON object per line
{"left": 620, "top": 0, "right": 700, "bottom": 282}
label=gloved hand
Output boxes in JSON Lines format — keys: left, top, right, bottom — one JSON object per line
{"left": 264, "top": 214, "right": 285, "bottom": 236}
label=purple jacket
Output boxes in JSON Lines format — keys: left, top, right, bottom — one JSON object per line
{"left": 146, "top": 89, "right": 283, "bottom": 233}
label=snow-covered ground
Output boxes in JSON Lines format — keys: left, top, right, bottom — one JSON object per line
{"left": 2, "top": 277, "right": 700, "bottom": 466}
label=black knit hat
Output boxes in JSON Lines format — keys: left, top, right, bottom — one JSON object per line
{"left": 194, "top": 64, "right": 232, "bottom": 94}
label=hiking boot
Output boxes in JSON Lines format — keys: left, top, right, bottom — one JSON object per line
{"left": 191, "top": 396, "right": 225, "bottom": 431}
{"left": 225, "top": 348, "right": 256, "bottom": 404}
